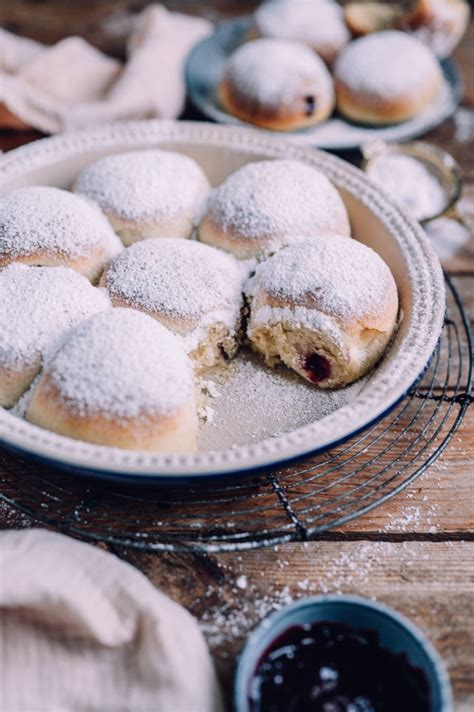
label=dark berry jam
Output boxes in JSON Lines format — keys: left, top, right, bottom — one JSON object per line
{"left": 305, "top": 96, "right": 317, "bottom": 116}
{"left": 248, "top": 621, "right": 431, "bottom": 712}
{"left": 303, "top": 354, "right": 332, "bottom": 383}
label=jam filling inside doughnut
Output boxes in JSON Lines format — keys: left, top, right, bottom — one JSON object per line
{"left": 304, "top": 95, "right": 316, "bottom": 116}
{"left": 303, "top": 353, "right": 331, "bottom": 383}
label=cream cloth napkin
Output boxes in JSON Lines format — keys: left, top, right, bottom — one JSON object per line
{"left": 0, "top": 529, "right": 223, "bottom": 712}
{"left": 0, "top": 4, "right": 212, "bottom": 133}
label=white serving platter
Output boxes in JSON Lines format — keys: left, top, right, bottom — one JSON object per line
{"left": 186, "top": 17, "right": 461, "bottom": 152}
{"left": 0, "top": 120, "right": 445, "bottom": 481}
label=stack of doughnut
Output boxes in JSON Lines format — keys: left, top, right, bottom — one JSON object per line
{"left": 1, "top": 148, "right": 399, "bottom": 453}
{"left": 217, "top": 0, "right": 467, "bottom": 128}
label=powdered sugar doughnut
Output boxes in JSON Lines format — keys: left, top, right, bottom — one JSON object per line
{"left": 26, "top": 309, "right": 198, "bottom": 453}
{"left": 218, "top": 39, "right": 335, "bottom": 131}
{"left": 334, "top": 31, "right": 443, "bottom": 125}
{"left": 246, "top": 236, "right": 398, "bottom": 388}
{"left": 198, "top": 160, "right": 350, "bottom": 259}
{"left": 404, "top": 0, "right": 470, "bottom": 59}
{"left": 101, "top": 238, "right": 246, "bottom": 370}
{"left": 254, "top": 0, "right": 350, "bottom": 64}
{"left": 0, "top": 264, "right": 110, "bottom": 408}
{"left": 74, "top": 150, "right": 211, "bottom": 246}
{"left": 0, "top": 186, "right": 123, "bottom": 282}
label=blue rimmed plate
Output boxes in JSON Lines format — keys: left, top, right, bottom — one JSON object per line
{"left": 186, "top": 17, "right": 462, "bottom": 152}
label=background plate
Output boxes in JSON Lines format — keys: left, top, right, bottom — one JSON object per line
{"left": 186, "top": 17, "right": 462, "bottom": 151}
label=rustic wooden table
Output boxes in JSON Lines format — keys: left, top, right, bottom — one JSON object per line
{"left": 0, "top": 3, "right": 473, "bottom": 709}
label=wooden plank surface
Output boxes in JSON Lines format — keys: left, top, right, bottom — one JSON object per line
{"left": 114, "top": 541, "right": 474, "bottom": 709}
{"left": 0, "top": 2, "right": 473, "bottom": 709}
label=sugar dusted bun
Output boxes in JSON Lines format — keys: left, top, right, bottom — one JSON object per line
{"left": 26, "top": 309, "right": 198, "bottom": 453}
{"left": 198, "top": 160, "right": 350, "bottom": 260}
{"left": 344, "top": 2, "right": 405, "bottom": 36}
{"left": 74, "top": 150, "right": 211, "bottom": 246}
{"left": 334, "top": 31, "right": 443, "bottom": 125}
{"left": 218, "top": 38, "right": 335, "bottom": 131}
{"left": 0, "top": 186, "right": 123, "bottom": 282}
{"left": 344, "top": 0, "right": 469, "bottom": 58}
{"left": 0, "top": 264, "right": 110, "bottom": 408}
{"left": 101, "top": 238, "right": 246, "bottom": 370}
{"left": 246, "top": 236, "right": 398, "bottom": 388}
{"left": 254, "top": 0, "right": 350, "bottom": 64}
{"left": 404, "top": 0, "right": 470, "bottom": 58}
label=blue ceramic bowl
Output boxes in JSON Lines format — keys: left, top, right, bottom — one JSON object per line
{"left": 234, "top": 594, "right": 453, "bottom": 712}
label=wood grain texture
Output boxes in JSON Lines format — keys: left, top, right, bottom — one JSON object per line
{"left": 117, "top": 541, "right": 474, "bottom": 708}
{"left": 0, "top": 3, "right": 473, "bottom": 708}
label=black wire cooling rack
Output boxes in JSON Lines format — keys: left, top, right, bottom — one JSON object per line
{"left": 0, "top": 275, "right": 472, "bottom": 552}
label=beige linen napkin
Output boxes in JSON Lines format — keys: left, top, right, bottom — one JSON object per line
{"left": 0, "top": 528, "right": 223, "bottom": 712}
{"left": 0, "top": 3, "right": 212, "bottom": 133}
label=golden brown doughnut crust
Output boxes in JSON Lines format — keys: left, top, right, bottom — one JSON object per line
{"left": 218, "top": 38, "right": 335, "bottom": 131}
{"left": 334, "top": 75, "right": 441, "bottom": 125}
{"left": 218, "top": 78, "right": 333, "bottom": 131}
{"left": 27, "top": 375, "right": 198, "bottom": 453}
{"left": 334, "top": 31, "right": 442, "bottom": 126}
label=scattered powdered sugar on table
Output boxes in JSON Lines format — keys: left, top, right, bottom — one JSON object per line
{"left": 0, "top": 500, "right": 33, "bottom": 529}
{"left": 0, "top": 186, "right": 121, "bottom": 258}
{"left": 334, "top": 31, "right": 441, "bottom": 99}
{"left": 74, "top": 149, "right": 210, "bottom": 221}
{"left": 383, "top": 503, "right": 441, "bottom": 534}
{"left": 367, "top": 154, "right": 446, "bottom": 222}
{"left": 198, "top": 350, "right": 366, "bottom": 450}
{"left": 103, "top": 238, "right": 245, "bottom": 328}
{"left": 198, "top": 541, "right": 432, "bottom": 650}
{"left": 0, "top": 264, "right": 110, "bottom": 373}
{"left": 223, "top": 38, "right": 333, "bottom": 107}
{"left": 206, "top": 159, "right": 349, "bottom": 242}
{"left": 246, "top": 236, "right": 397, "bottom": 329}
{"left": 43, "top": 309, "right": 194, "bottom": 420}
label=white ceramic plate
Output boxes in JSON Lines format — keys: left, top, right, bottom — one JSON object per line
{"left": 0, "top": 120, "right": 445, "bottom": 481}
{"left": 185, "top": 17, "right": 461, "bottom": 152}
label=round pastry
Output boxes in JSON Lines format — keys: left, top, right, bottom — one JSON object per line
{"left": 344, "top": 2, "right": 405, "bottom": 36}
{"left": 101, "top": 238, "right": 246, "bottom": 369}
{"left": 254, "top": 0, "right": 350, "bottom": 64}
{"left": 403, "top": 0, "right": 470, "bottom": 59}
{"left": 26, "top": 309, "right": 198, "bottom": 453}
{"left": 74, "top": 149, "right": 211, "bottom": 246}
{"left": 198, "top": 160, "right": 350, "bottom": 259}
{"left": 0, "top": 186, "right": 123, "bottom": 282}
{"left": 334, "top": 31, "right": 443, "bottom": 125}
{"left": 0, "top": 264, "right": 110, "bottom": 408}
{"left": 245, "top": 236, "right": 398, "bottom": 388}
{"left": 218, "top": 38, "right": 335, "bottom": 131}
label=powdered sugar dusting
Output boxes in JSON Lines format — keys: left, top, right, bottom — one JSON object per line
{"left": 198, "top": 541, "right": 436, "bottom": 651}
{"left": 103, "top": 238, "right": 246, "bottom": 333}
{"left": 335, "top": 31, "right": 441, "bottom": 99}
{"left": 246, "top": 236, "right": 397, "bottom": 330}
{"left": 255, "top": 0, "right": 349, "bottom": 59}
{"left": 0, "top": 264, "right": 110, "bottom": 375}
{"left": 0, "top": 186, "right": 121, "bottom": 259}
{"left": 204, "top": 159, "right": 349, "bottom": 246}
{"left": 74, "top": 149, "right": 210, "bottom": 222}
{"left": 223, "top": 38, "right": 334, "bottom": 107}
{"left": 42, "top": 309, "right": 194, "bottom": 420}
{"left": 198, "top": 350, "right": 365, "bottom": 450}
